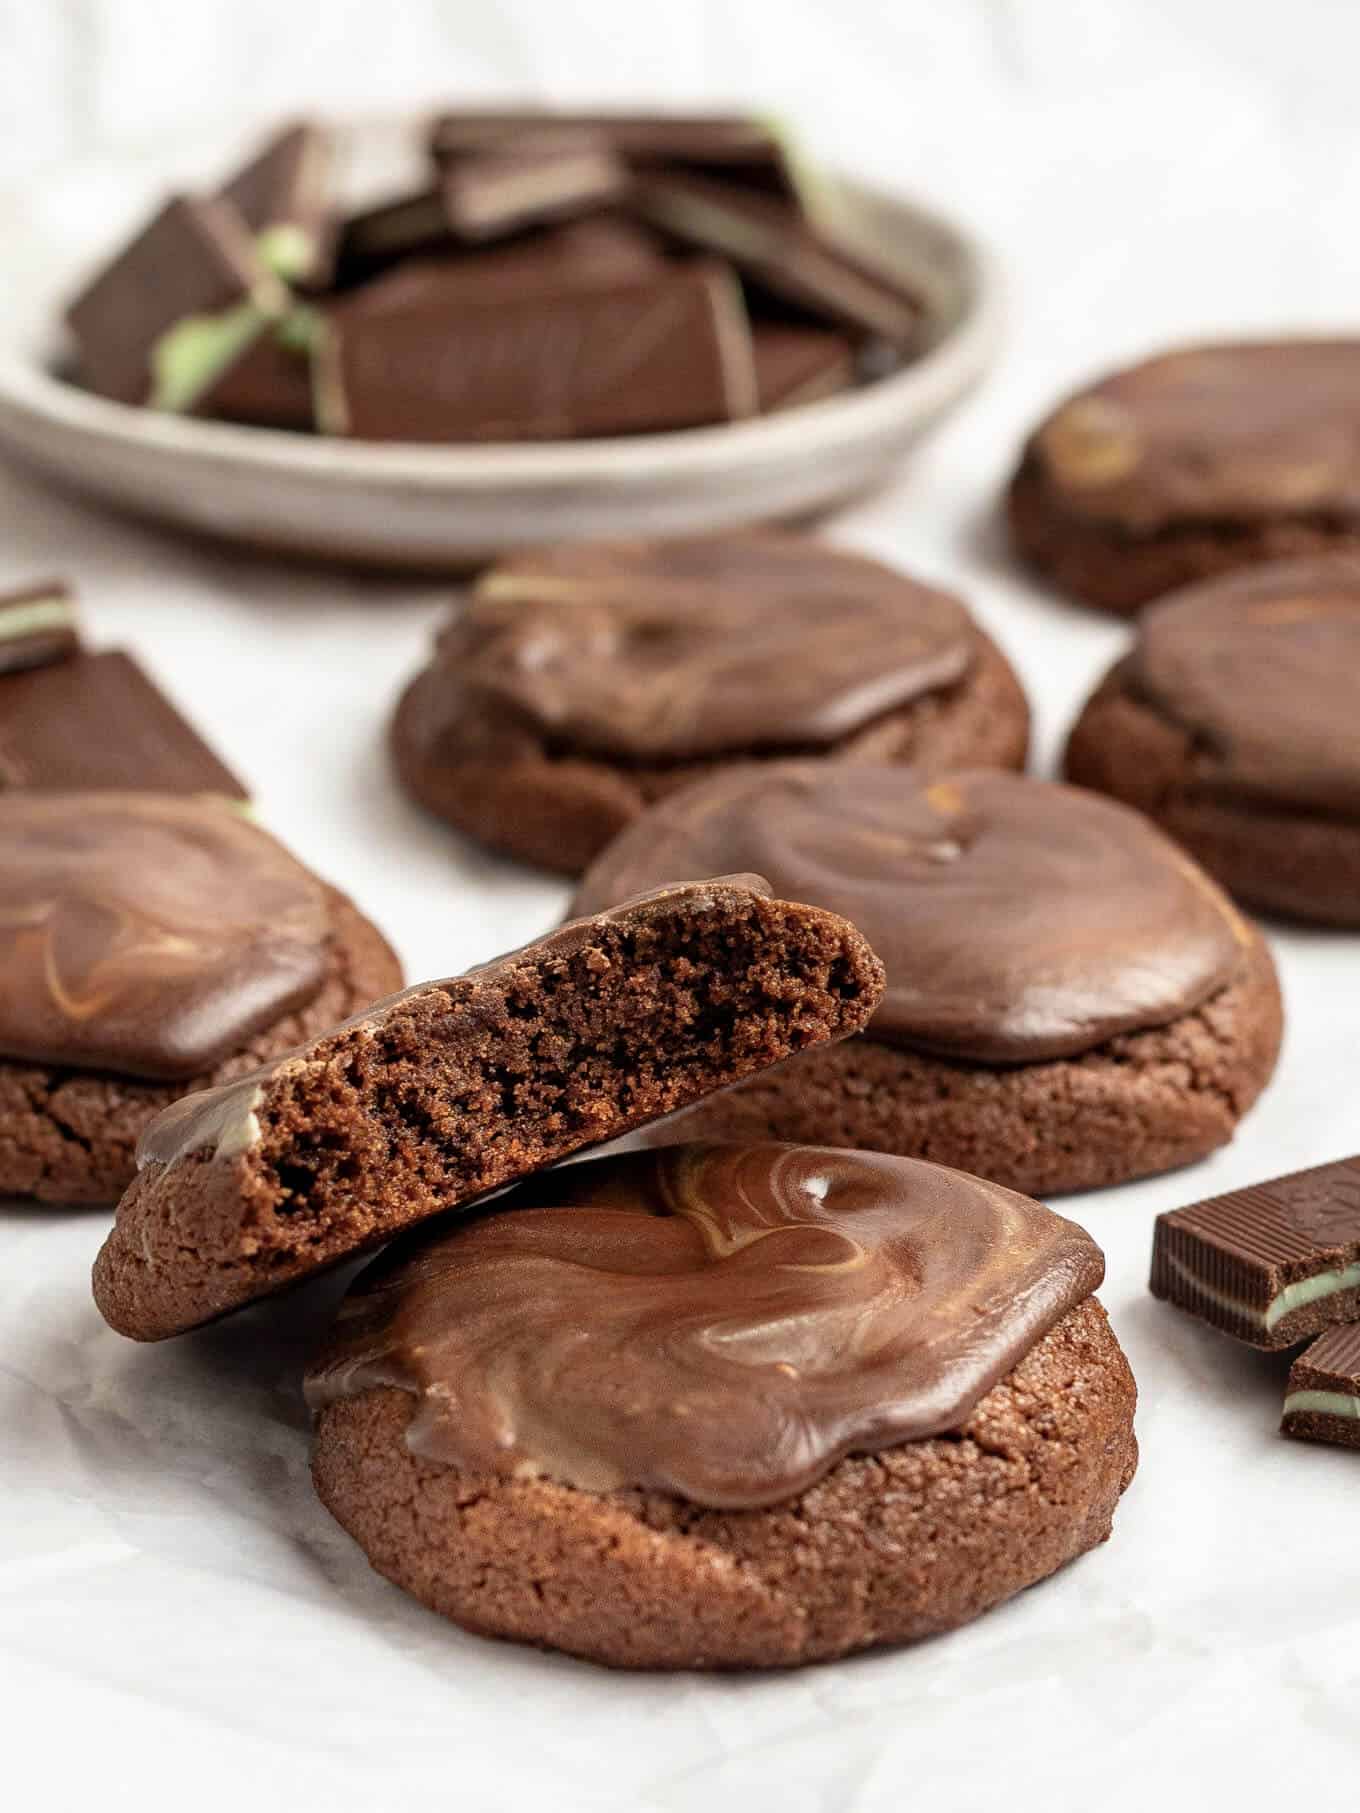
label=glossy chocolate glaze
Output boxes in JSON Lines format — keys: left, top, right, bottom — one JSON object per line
{"left": 1132, "top": 558, "right": 1360, "bottom": 817}
{"left": 572, "top": 767, "right": 1248, "bottom": 1063}
{"left": 1030, "top": 341, "right": 1360, "bottom": 532}
{"left": 412, "top": 534, "right": 975, "bottom": 762}
{"left": 0, "top": 793, "right": 329, "bottom": 1079}
{"left": 305, "top": 1142, "right": 1106, "bottom": 1509}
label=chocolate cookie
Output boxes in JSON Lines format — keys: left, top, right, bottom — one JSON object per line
{"left": 1065, "top": 558, "right": 1360, "bottom": 925}
{"left": 392, "top": 533, "right": 1029, "bottom": 876}
{"left": 1008, "top": 341, "right": 1360, "bottom": 615}
{"left": 307, "top": 1144, "right": 1137, "bottom": 1669}
{"left": 93, "top": 878, "right": 884, "bottom": 1340}
{"left": 0, "top": 792, "right": 400, "bottom": 1205}
{"left": 572, "top": 768, "right": 1283, "bottom": 1194}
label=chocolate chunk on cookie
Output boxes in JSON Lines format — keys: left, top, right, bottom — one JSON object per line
{"left": 392, "top": 533, "right": 1029, "bottom": 875}
{"left": 0, "top": 792, "right": 400, "bottom": 1204}
{"left": 93, "top": 878, "right": 884, "bottom": 1340}
{"left": 574, "top": 767, "right": 1282, "bottom": 1194}
{"left": 1008, "top": 341, "right": 1360, "bottom": 615}
{"left": 1065, "top": 557, "right": 1360, "bottom": 925}
{"left": 307, "top": 1143, "right": 1136, "bottom": 1667}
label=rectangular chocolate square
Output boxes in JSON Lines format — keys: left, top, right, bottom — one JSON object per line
{"left": 220, "top": 120, "right": 336, "bottom": 285}
{"left": 0, "top": 649, "right": 247, "bottom": 799}
{"left": 65, "top": 195, "right": 286, "bottom": 407}
{"left": 315, "top": 260, "right": 758, "bottom": 443}
{"left": 334, "top": 218, "right": 668, "bottom": 316}
{"left": 0, "top": 581, "right": 81, "bottom": 675}
{"left": 440, "top": 132, "right": 629, "bottom": 243}
{"left": 195, "top": 315, "right": 316, "bottom": 431}
{"left": 1150, "top": 1155, "right": 1360, "bottom": 1350}
{"left": 429, "top": 109, "right": 800, "bottom": 202}
{"left": 1282, "top": 1323, "right": 1360, "bottom": 1449}
{"left": 752, "top": 323, "right": 855, "bottom": 411}
{"left": 635, "top": 172, "right": 921, "bottom": 345}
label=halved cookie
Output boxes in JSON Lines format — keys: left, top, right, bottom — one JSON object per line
{"left": 93, "top": 878, "right": 883, "bottom": 1339}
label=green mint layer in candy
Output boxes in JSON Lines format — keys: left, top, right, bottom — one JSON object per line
{"left": 0, "top": 596, "right": 75, "bottom": 642}
{"left": 277, "top": 305, "right": 322, "bottom": 354}
{"left": 148, "top": 303, "right": 269, "bottom": 413}
{"left": 255, "top": 223, "right": 316, "bottom": 281}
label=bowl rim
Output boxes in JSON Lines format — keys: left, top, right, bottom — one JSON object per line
{"left": 0, "top": 172, "right": 1003, "bottom": 493}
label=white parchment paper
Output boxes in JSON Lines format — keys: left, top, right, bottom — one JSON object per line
{"left": 2, "top": 8, "right": 1359, "bottom": 1806}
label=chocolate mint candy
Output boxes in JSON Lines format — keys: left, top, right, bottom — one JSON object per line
{"left": 65, "top": 195, "right": 287, "bottom": 409}
{"left": 0, "top": 580, "right": 81, "bottom": 675}
{"left": 333, "top": 218, "right": 667, "bottom": 315}
{"left": 429, "top": 109, "right": 801, "bottom": 204}
{"left": 1282, "top": 1323, "right": 1360, "bottom": 1450}
{"left": 220, "top": 120, "right": 336, "bottom": 286}
{"left": 636, "top": 171, "right": 921, "bottom": 344}
{"left": 0, "top": 648, "right": 247, "bottom": 799}
{"left": 1151, "top": 1155, "right": 1360, "bottom": 1349}
{"left": 439, "top": 131, "right": 629, "bottom": 242}
{"left": 752, "top": 323, "right": 855, "bottom": 410}
{"left": 315, "top": 261, "right": 758, "bottom": 442}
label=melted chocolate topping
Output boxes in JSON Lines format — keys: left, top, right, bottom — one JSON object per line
{"left": 1031, "top": 341, "right": 1360, "bottom": 532}
{"left": 415, "top": 534, "right": 975, "bottom": 762}
{"left": 1133, "top": 558, "right": 1360, "bottom": 817}
{"left": 0, "top": 793, "right": 329, "bottom": 1079}
{"left": 305, "top": 1142, "right": 1105, "bottom": 1510}
{"left": 572, "top": 767, "right": 1248, "bottom": 1063}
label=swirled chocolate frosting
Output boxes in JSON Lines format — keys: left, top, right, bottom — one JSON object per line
{"left": 0, "top": 792, "right": 329, "bottom": 1079}
{"left": 305, "top": 1142, "right": 1105, "bottom": 1510}
{"left": 1132, "top": 558, "right": 1360, "bottom": 817}
{"left": 412, "top": 533, "right": 975, "bottom": 762}
{"left": 572, "top": 767, "right": 1248, "bottom": 1062}
{"left": 1030, "top": 341, "right": 1360, "bottom": 532}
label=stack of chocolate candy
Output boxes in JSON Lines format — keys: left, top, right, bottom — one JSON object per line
{"left": 1152, "top": 1155, "right": 1360, "bottom": 1450}
{"left": 63, "top": 112, "right": 923, "bottom": 443}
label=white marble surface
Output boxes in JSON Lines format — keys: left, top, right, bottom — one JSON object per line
{"left": 2, "top": 6, "right": 1360, "bottom": 1810}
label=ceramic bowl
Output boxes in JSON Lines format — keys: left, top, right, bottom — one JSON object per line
{"left": 0, "top": 130, "right": 1002, "bottom": 571}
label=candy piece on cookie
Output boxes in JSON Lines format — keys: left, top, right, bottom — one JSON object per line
{"left": 306, "top": 1142, "right": 1136, "bottom": 1668}
{"left": 92, "top": 877, "right": 884, "bottom": 1339}
{"left": 1151, "top": 1155, "right": 1360, "bottom": 1350}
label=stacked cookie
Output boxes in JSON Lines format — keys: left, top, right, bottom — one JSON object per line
{"left": 80, "top": 867, "right": 1137, "bottom": 1667}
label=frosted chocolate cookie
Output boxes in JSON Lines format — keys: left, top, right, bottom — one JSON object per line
{"left": 0, "top": 792, "right": 400, "bottom": 1205}
{"left": 92, "top": 878, "right": 884, "bottom": 1339}
{"left": 307, "top": 1143, "right": 1137, "bottom": 1669}
{"left": 1065, "top": 557, "right": 1360, "bottom": 925}
{"left": 391, "top": 532, "right": 1029, "bottom": 875}
{"left": 573, "top": 767, "right": 1283, "bottom": 1194}
{"left": 1008, "top": 341, "right": 1360, "bottom": 615}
